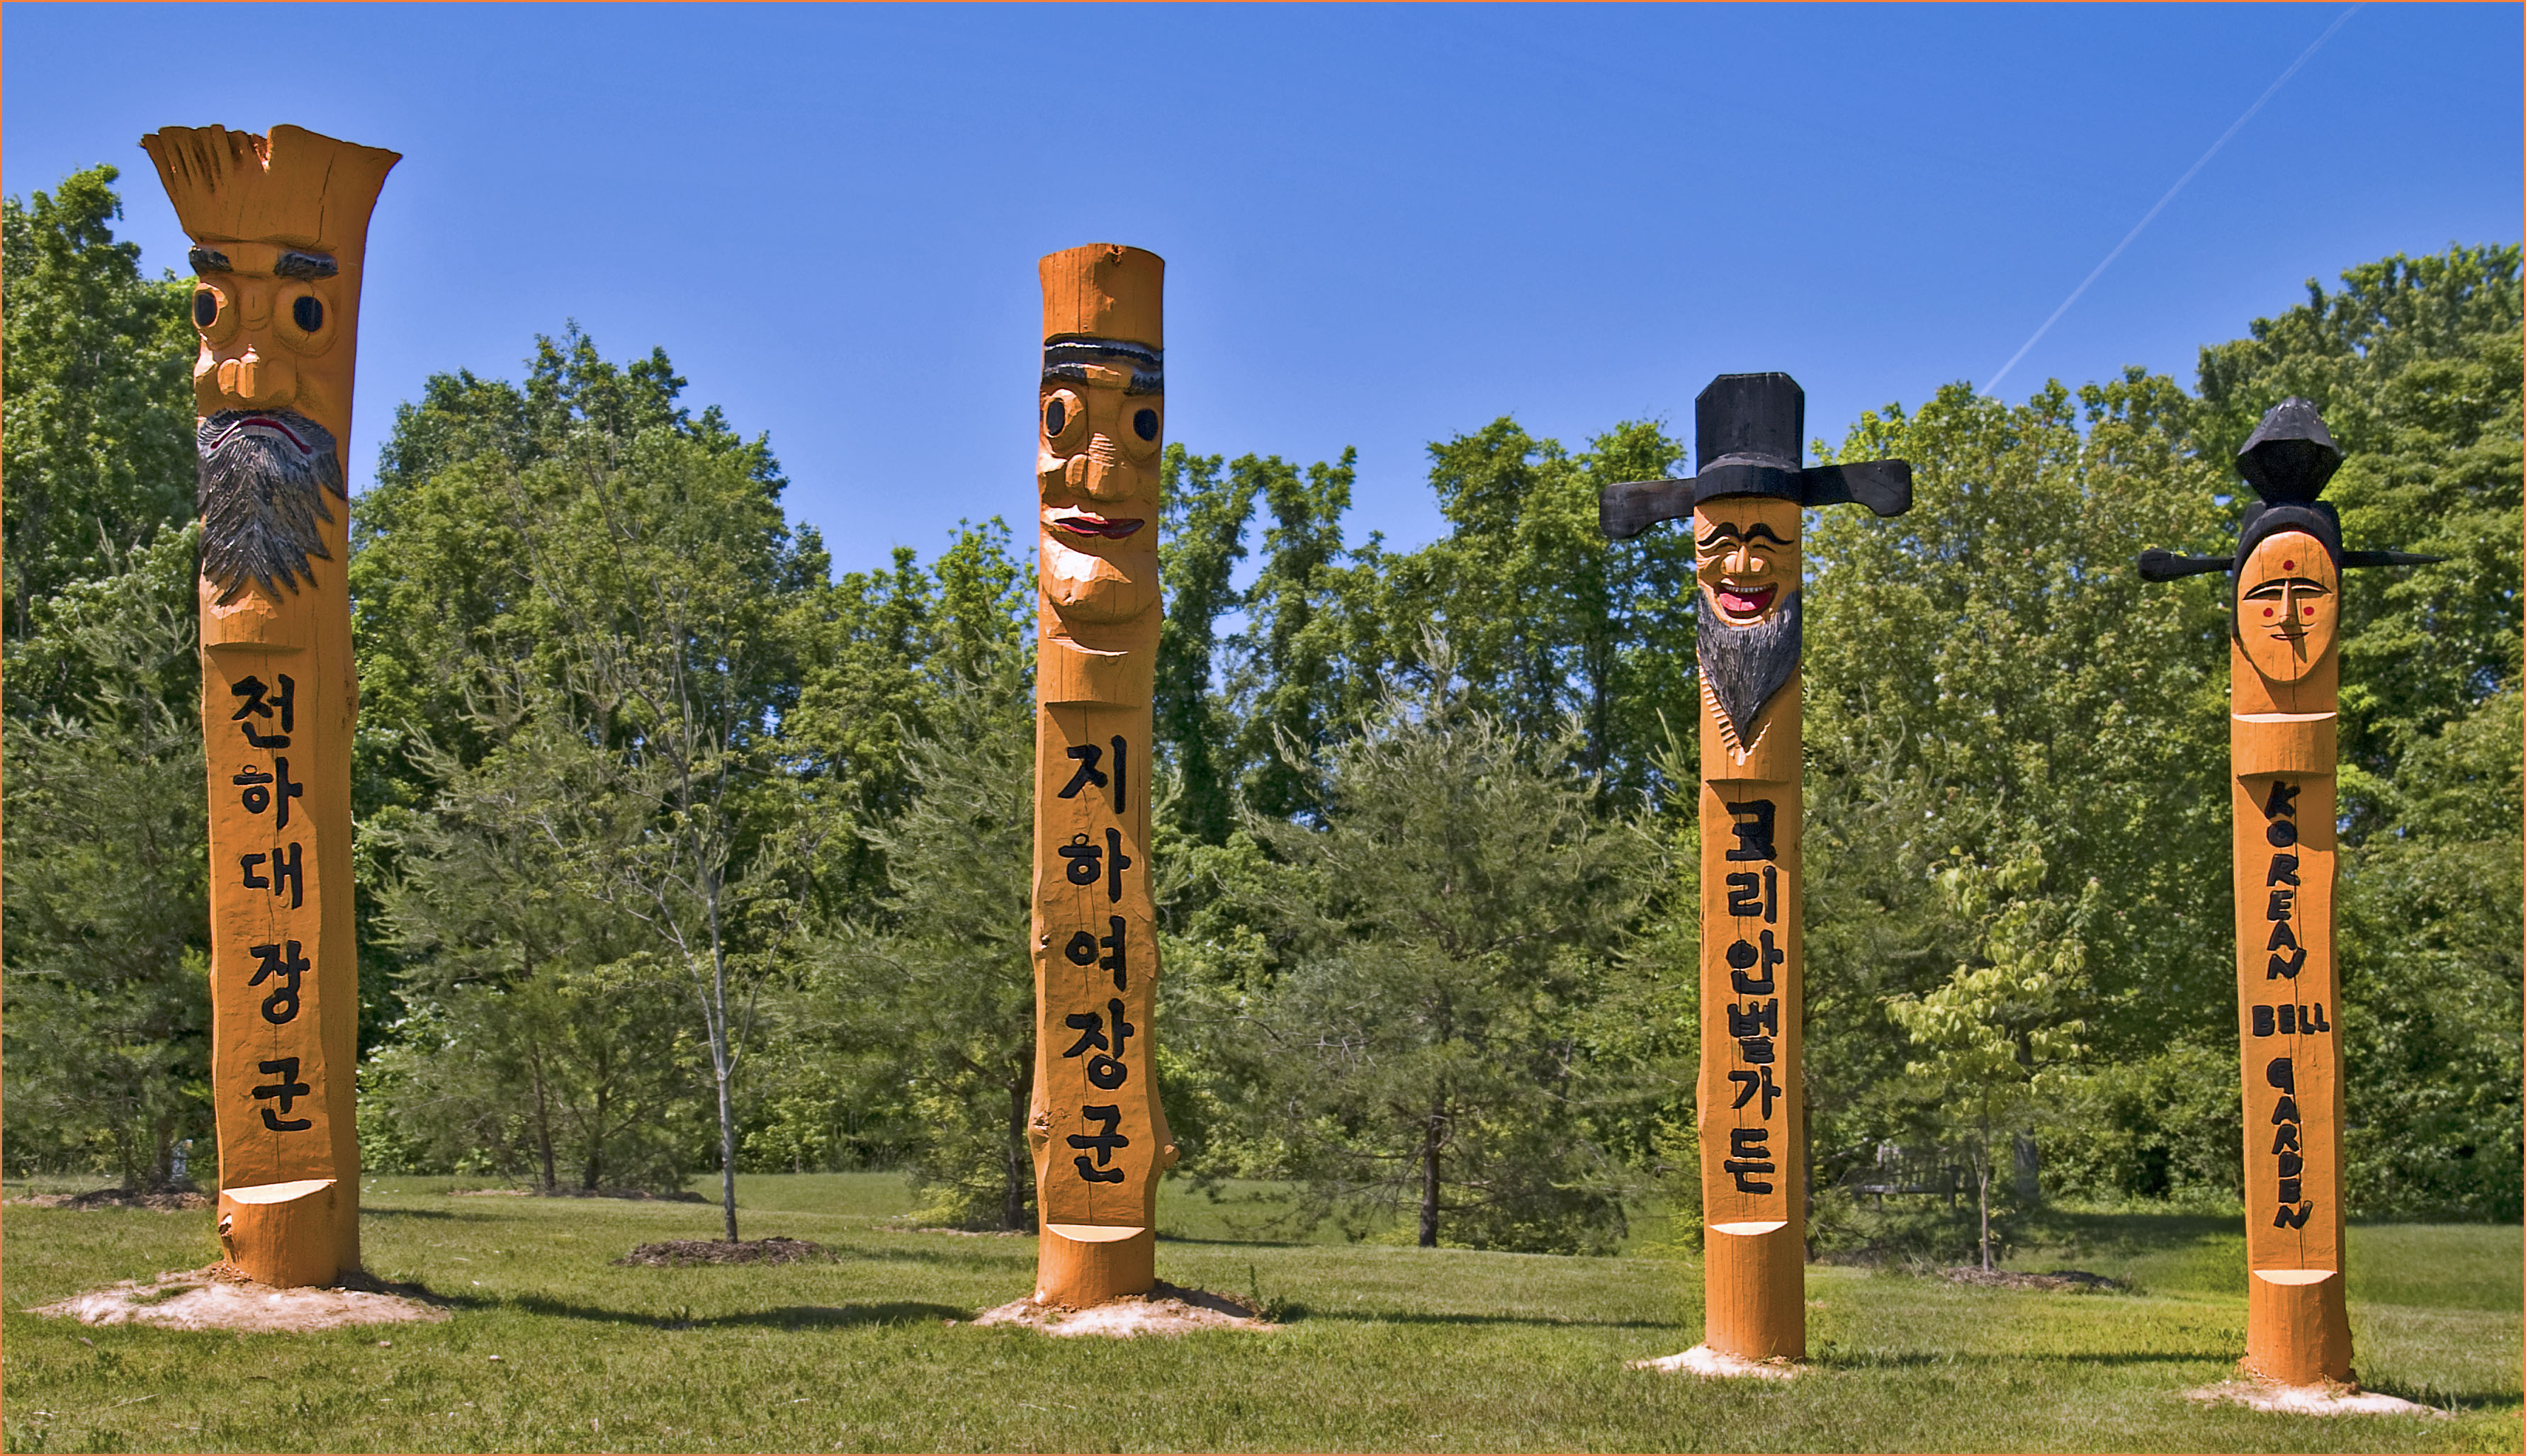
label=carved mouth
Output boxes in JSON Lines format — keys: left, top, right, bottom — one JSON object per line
{"left": 1051, "top": 513, "right": 1145, "bottom": 541}
{"left": 1714, "top": 584, "right": 1777, "bottom": 618}
{"left": 212, "top": 414, "right": 314, "bottom": 457}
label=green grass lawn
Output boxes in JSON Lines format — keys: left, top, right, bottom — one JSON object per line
{"left": 4, "top": 1173, "right": 2516, "bottom": 1452}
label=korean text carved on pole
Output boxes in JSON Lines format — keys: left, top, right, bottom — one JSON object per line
{"left": 1027, "top": 244, "right": 1179, "bottom": 1308}
{"left": 1602, "top": 373, "right": 1912, "bottom": 1362}
{"left": 141, "top": 123, "right": 398, "bottom": 1288}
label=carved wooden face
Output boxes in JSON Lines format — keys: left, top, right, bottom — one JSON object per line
{"left": 1694, "top": 497, "right": 1800, "bottom": 628}
{"left": 187, "top": 239, "right": 356, "bottom": 439}
{"left": 1038, "top": 359, "right": 1163, "bottom": 626}
{"left": 2237, "top": 530, "right": 2338, "bottom": 683}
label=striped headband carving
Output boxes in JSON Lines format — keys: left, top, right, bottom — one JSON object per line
{"left": 1044, "top": 335, "right": 1163, "bottom": 396}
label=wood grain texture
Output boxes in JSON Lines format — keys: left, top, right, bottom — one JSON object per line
{"left": 145, "top": 123, "right": 398, "bottom": 1287}
{"left": 1027, "top": 244, "right": 1177, "bottom": 1307}
{"left": 1694, "top": 495, "right": 1806, "bottom": 1360}
{"left": 2228, "top": 529, "right": 2352, "bottom": 1384}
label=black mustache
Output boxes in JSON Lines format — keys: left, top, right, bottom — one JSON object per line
{"left": 198, "top": 409, "right": 343, "bottom": 604}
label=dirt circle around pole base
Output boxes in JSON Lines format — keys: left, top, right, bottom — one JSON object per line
{"left": 971, "top": 1282, "right": 1278, "bottom": 1338}
{"left": 34, "top": 1264, "right": 449, "bottom": 1334}
{"left": 1629, "top": 1344, "right": 1803, "bottom": 1379}
{"left": 2186, "top": 1378, "right": 2445, "bottom": 1417}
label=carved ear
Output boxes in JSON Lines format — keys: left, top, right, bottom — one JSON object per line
{"left": 2137, "top": 548, "right": 2231, "bottom": 582}
{"left": 1799, "top": 459, "right": 1913, "bottom": 518}
{"left": 1598, "top": 478, "right": 1695, "bottom": 541}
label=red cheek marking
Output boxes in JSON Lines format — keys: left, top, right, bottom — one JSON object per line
{"left": 2302, "top": 606, "right": 2314, "bottom": 617}
{"left": 2264, "top": 608, "right": 2275, "bottom": 618}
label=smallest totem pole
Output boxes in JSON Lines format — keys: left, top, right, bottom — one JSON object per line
{"left": 141, "top": 124, "right": 398, "bottom": 1287}
{"left": 1027, "top": 244, "right": 1178, "bottom": 1307}
{"left": 2139, "top": 397, "right": 2435, "bottom": 1385}
{"left": 1603, "top": 373, "right": 1912, "bottom": 1362}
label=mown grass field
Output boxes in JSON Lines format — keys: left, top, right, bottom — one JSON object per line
{"left": 4, "top": 1173, "right": 2517, "bottom": 1452}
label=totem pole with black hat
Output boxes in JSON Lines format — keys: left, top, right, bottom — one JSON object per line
{"left": 1602, "top": 373, "right": 1912, "bottom": 1368}
{"left": 2139, "top": 397, "right": 2434, "bottom": 1388}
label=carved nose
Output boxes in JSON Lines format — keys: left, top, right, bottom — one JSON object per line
{"left": 1078, "top": 451, "right": 1136, "bottom": 502}
{"left": 218, "top": 350, "right": 295, "bottom": 407}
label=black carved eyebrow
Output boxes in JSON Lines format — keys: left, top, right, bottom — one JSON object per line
{"left": 1697, "top": 521, "right": 1790, "bottom": 547}
{"left": 189, "top": 247, "right": 233, "bottom": 276}
{"left": 274, "top": 252, "right": 339, "bottom": 281}
{"left": 2243, "top": 575, "right": 2333, "bottom": 594}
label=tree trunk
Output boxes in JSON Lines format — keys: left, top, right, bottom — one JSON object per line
{"left": 709, "top": 889, "right": 740, "bottom": 1243}
{"left": 1978, "top": 1158, "right": 1992, "bottom": 1272}
{"left": 1419, "top": 1097, "right": 1443, "bottom": 1248}
{"left": 1004, "top": 1057, "right": 1034, "bottom": 1232}
{"left": 529, "top": 1049, "right": 558, "bottom": 1195}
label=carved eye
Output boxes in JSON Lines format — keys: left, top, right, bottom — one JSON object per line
{"left": 293, "top": 295, "right": 324, "bottom": 332}
{"left": 274, "top": 285, "right": 335, "bottom": 355}
{"left": 1042, "top": 389, "right": 1086, "bottom": 453}
{"left": 1133, "top": 408, "right": 1158, "bottom": 442}
{"left": 193, "top": 290, "right": 218, "bottom": 328}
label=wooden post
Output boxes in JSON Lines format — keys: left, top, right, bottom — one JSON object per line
{"left": 1601, "top": 373, "right": 1912, "bottom": 1365}
{"left": 1027, "top": 244, "right": 1178, "bottom": 1307}
{"left": 140, "top": 125, "right": 399, "bottom": 1287}
{"left": 2140, "top": 397, "right": 2435, "bottom": 1387}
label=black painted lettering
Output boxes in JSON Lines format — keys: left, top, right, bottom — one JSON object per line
{"left": 1723, "top": 799, "right": 1777, "bottom": 862}
{"left": 2266, "top": 853, "right": 2300, "bottom": 887}
{"left": 1058, "top": 743, "right": 1108, "bottom": 800}
{"left": 247, "top": 940, "right": 309, "bottom": 1025}
{"left": 252, "top": 1056, "right": 313, "bottom": 1131}
{"left": 2262, "top": 781, "right": 2300, "bottom": 820}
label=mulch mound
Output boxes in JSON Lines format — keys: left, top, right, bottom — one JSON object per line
{"left": 614, "top": 1236, "right": 832, "bottom": 1267}
{"left": 1941, "top": 1266, "right": 2128, "bottom": 1292}
{"left": 972, "top": 1281, "right": 1278, "bottom": 1338}
{"left": 13, "top": 1186, "right": 212, "bottom": 1212}
{"left": 2187, "top": 1378, "right": 2445, "bottom": 1417}
{"left": 35, "top": 1264, "right": 449, "bottom": 1334}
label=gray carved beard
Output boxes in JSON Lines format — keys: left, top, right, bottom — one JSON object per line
{"left": 1698, "top": 587, "right": 1803, "bottom": 742}
{"left": 197, "top": 410, "right": 343, "bottom": 604}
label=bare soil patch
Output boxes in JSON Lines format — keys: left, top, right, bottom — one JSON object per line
{"left": 1941, "top": 1266, "right": 2128, "bottom": 1292}
{"left": 614, "top": 1236, "right": 832, "bottom": 1267}
{"left": 11, "top": 1186, "right": 210, "bottom": 1212}
{"left": 2187, "top": 1377, "right": 2446, "bottom": 1417}
{"left": 1630, "top": 1344, "right": 1803, "bottom": 1379}
{"left": 971, "top": 1281, "right": 1278, "bottom": 1338}
{"left": 33, "top": 1264, "right": 448, "bottom": 1334}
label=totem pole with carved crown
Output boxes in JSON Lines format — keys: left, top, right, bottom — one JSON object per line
{"left": 2138, "top": 397, "right": 2435, "bottom": 1387}
{"left": 141, "top": 124, "right": 398, "bottom": 1287}
{"left": 1601, "top": 373, "right": 1914, "bottom": 1366}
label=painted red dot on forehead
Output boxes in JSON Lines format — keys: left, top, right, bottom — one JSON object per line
{"left": 2282, "top": 559, "right": 2296, "bottom": 571}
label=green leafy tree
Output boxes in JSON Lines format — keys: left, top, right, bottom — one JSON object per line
{"left": 1, "top": 529, "right": 210, "bottom": 1187}
{"left": 1239, "top": 657, "right": 1662, "bottom": 1252}
{"left": 815, "top": 654, "right": 1039, "bottom": 1228}
{"left": 1155, "top": 447, "right": 1259, "bottom": 843}
{"left": 1, "top": 167, "right": 196, "bottom": 643}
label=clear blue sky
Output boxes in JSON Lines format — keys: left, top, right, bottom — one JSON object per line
{"left": 7, "top": 4, "right": 2519, "bottom": 578}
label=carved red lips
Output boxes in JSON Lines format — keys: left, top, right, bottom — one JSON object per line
{"left": 1051, "top": 513, "right": 1145, "bottom": 541}
{"left": 1715, "top": 584, "right": 1777, "bottom": 616}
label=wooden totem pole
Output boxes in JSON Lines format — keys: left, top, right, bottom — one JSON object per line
{"left": 142, "top": 124, "right": 398, "bottom": 1287}
{"left": 1027, "top": 244, "right": 1178, "bottom": 1307}
{"left": 1602, "top": 373, "right": 1912, "bottom": 1363}
{"left": 2139, "top": 398, "right": 2433, "bottom": 1386}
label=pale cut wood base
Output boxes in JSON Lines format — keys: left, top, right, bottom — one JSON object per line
{"left": 1034, "top": 1222, "right": 1155, "bottom": 1308}
{"left": 216, "top": 1179, "right": 351, "bottom": 1288}
{"left": 2244, "top": 1269, "right": 2354, "bottom": 1384}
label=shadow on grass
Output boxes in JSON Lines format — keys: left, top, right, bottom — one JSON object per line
{"left": 463, "top": 1291, "right": 968, "bottom": 1329}
{"left": 2358, "top": 1377, "right": 2522, "bottom": 1412}
{"left": 360, "top": 1207, "right": 470, "bottom": 1221}
{"left": 1307, "top": 1309, "right": 1674, "bottom": 1331}
{"left": 1827, "top": 1350, "right": 2218, "bottom": 1368}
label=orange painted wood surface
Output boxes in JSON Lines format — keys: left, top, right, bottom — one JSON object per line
{"left": 142, "top": 124, "right": 397, "bottom": 1287}
{"left": 1693, "top": 495, "right": 1806, "bottom": 1360}
{"left": 2229, "top": 529, "right": 2352, "bottom": 1384}
{"left": 1028, "top": 244, "right": 1177, "bottom": 1307}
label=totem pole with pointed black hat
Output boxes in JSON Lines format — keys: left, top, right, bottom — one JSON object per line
{"left": 2139, "top": 397, "right": 2434, "bottom": 1387}
{"left": 1603, "top": 373, "right": 1912, "bottom": 1366}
